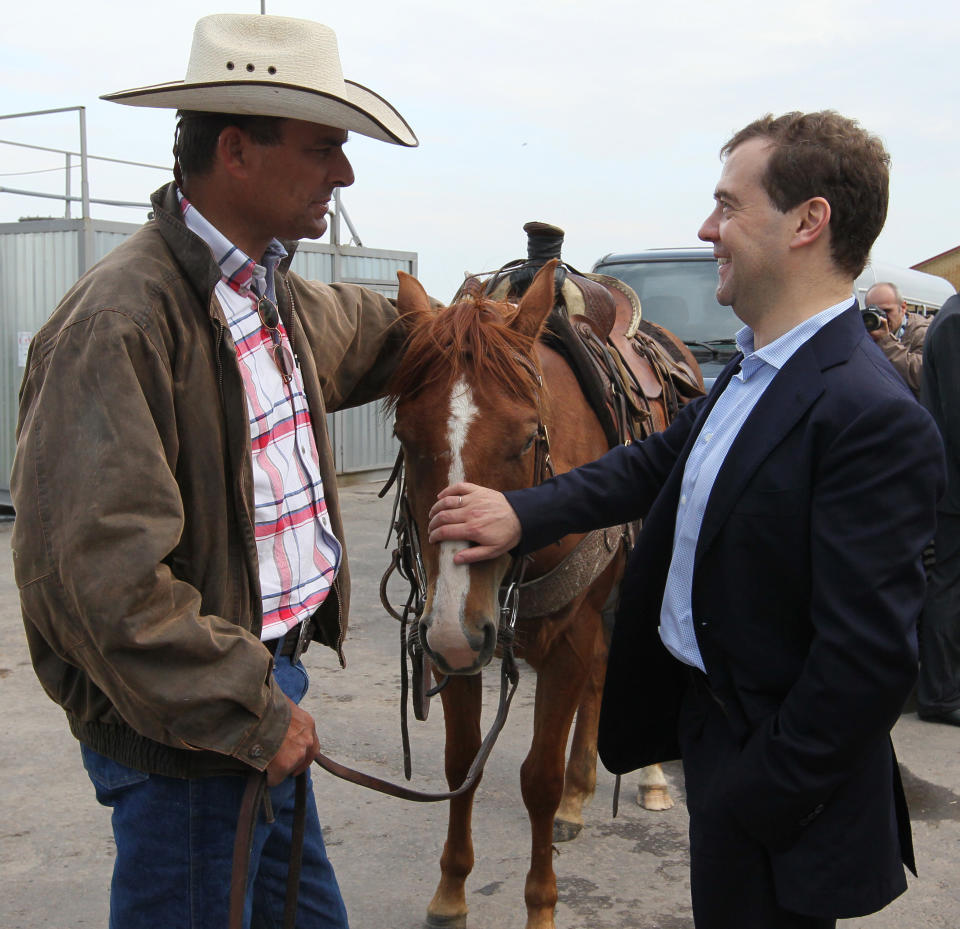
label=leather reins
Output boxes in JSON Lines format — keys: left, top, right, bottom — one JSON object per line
{"left": 228, "top": 649, "right": 520, "bottom": 929}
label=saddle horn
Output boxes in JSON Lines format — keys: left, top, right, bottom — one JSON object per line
{"left": 486, "top": 221, "right": 568, "bottom": 303}
{"left": 523, "top": 221, "right": 566, "bottom": 263}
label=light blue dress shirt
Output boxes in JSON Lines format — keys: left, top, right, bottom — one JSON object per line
{"left": 659, "top": 299, "right": 854, "bottom": 671}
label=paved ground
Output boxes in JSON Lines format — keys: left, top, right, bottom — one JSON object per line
{"left": 1, "top": 483, "right": 958, "bottom": 929}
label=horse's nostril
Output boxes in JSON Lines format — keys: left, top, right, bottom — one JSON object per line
{"left": 483, "top": 622, "right": 497, "bottom": 657}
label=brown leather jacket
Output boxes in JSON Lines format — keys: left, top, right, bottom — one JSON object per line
{"left": 10, "top": 183, "right": 404, "bottom": 778}
{"left": 876, "top": 311, "right": 930, "bottom": 398}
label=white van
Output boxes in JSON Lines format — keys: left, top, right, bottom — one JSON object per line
{"left": 593, "top": 248, "right": 956, "bottom": 386}
{"left": 854, "top": 261, "right": 955, "bottom": 317}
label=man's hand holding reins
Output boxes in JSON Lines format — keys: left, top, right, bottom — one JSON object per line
{"left": 266, "top": 697, "right": 321, "bottom": 786}
{"left": 428, "top": 482, "right": 522, "bottom": 564}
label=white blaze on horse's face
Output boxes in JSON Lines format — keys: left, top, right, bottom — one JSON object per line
{"left": 421, "top": 376, "right": 495, "bottom": 673}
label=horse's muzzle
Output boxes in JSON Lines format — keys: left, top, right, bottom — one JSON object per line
{"left": 419, "top": 612, "right": 497, "bottom": 675}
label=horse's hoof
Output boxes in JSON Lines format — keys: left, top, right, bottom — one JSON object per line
{"left": 425, "top": 914, "right": 467, "bottom": 929}
{"left": 552, "top": 818, "right": 583, "bottom": 842}
{"left": 638, "top": 785, "right": 675, "bottom": 811}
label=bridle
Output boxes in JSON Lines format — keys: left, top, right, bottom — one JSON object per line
{"left": 379, "top": 450, "right": 524, "bottom": 711}
{"left": 378, "top": 370, "right": 551, "bottom": 731}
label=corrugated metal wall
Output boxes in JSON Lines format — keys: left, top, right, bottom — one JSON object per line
{"left": 0, "top": 224, "right": 78, "bottom": 497}
{"left": 0, "top": 218, "right": 414, "bottom": 499}
{"left": 287, "top": 244, "right": 412, "bottom": 475}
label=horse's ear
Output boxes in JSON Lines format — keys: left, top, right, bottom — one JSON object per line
{"left": 396, "top": 271, "right": 436, "bottom": 327}
{"left": 512, "top": 258, "right": 558, "bottom": 340}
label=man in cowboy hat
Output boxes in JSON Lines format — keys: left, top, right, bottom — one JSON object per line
{"left": 11, "top": 13, "right": 416, "bottom": 928}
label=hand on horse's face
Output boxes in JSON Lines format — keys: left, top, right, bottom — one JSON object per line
{"left": 427, "top": 482, "right": 522, "bottom": 564}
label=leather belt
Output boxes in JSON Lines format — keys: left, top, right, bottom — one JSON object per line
{"left": 277, "top": 620, "right": 312, "bottom": 662}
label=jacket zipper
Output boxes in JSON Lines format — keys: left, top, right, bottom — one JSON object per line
{"left": 333, "top": 578, "right": 346, "bottom": 668}
{"left": 211, "top": 316, "right": 225, "bottom": 401}
{"left": 282, "top": 276, "right": 300, "bottom": 369}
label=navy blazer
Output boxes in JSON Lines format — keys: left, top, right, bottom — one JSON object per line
{"left": 922, "top": 293, "right": 960, "bottom": 511}
{"left": 507, "top": 306, "right": 945, "bottom": 918}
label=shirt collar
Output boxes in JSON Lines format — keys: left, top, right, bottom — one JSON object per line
{"left": 735, "top": 298, "right": 854, "bottom": 381}
{"left": 177, "top": 189, "right": 287, "bottom": 300}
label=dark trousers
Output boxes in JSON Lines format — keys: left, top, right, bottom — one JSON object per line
{"left": 679, "top": 675, "right": 836, "bottom": 929}
{"left": 919, "top": 512, "right": 960, "bottom": 713}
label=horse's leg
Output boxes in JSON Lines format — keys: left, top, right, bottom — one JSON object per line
{"left": 426, "top": 672, "right": 483, "bottom": 929}
{"left": 553, "top": 561, "right": 622, "bottom": 843}
{"left": 637, "top": 763, "right": 675, "bottom": 811}
{"left": 521, "top": 610, "right": 600, "bottom": 929}
{"left": 553, "top": 619, "right": 605, "bottom": 842}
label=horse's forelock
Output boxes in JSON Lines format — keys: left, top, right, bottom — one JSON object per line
{"left": 386, "top": 298, "right": 542, "bottom": 411}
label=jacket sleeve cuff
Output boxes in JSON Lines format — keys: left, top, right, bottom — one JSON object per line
{"left": 232, "top": 676, "right": 292, "bottom": 772}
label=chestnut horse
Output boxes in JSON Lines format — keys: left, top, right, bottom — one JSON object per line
{"left": 385, "top": 261, "right": 695, "bottom": 929}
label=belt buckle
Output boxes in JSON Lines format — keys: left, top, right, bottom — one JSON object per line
{"left": 290, "top": 618, "right": 312, "bottom": 664}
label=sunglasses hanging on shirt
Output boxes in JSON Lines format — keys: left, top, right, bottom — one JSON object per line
{"left": 256, "top": 296, "right": 295, "bottom": 385}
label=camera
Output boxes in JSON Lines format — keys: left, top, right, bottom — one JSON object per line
{"left": 861, "top": 304, "right": 887, "bottom": 332}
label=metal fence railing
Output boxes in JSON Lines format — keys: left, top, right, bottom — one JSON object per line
{"left": 1, "top": 105, "right": 362, "bottom": 273}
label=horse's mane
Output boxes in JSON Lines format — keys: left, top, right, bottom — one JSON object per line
{"left": 385, "top": 296, "right": 543, "bottom": 411}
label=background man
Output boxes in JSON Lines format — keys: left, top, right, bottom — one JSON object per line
{"left": 864, "top": 280, "right": 930, "bottom": 396}
{"left": 918, "top": 292, "right": 960, "bottom": 726}
{"left": 11, "top": 14, "right": 416, "bottom": 928}
{"left": 427, "top": 112, "right": 944, "bottom": 928}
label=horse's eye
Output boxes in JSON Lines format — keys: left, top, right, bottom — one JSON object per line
{"left": 521, "top": 433, "right": 537, "bottom": 454}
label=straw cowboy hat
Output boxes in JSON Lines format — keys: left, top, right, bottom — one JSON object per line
{"left": 102, "top": 13, "right": 417, "bottom": 147}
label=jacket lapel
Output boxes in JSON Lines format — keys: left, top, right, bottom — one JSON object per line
{"left": 694, "top": 305, "right": 861, "bottom": 558}
{"left": 676, "top": 353, "right": 744, "bottom": 466}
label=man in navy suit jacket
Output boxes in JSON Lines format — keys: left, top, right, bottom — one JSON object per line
{"left": 917, "top": 293, "right": 960, "bottom": 724}
{"left": 428, "top": 112, "right": 944, "bottom": 928}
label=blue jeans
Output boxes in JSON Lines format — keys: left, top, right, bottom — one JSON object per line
{"left": 81, "top": 656, "right": 349, "bottom": 929}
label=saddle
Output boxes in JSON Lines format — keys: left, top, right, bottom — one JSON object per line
{"left": 457, "top": 222, "right": 704, "bottom": 448}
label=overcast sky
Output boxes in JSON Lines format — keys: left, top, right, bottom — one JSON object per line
{"left": 1, "top": 0, "right": 958, "bottom": 299}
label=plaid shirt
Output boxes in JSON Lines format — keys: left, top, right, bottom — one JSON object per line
{"left": 180, "top": 193, "right": 341, "bottom": 641}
